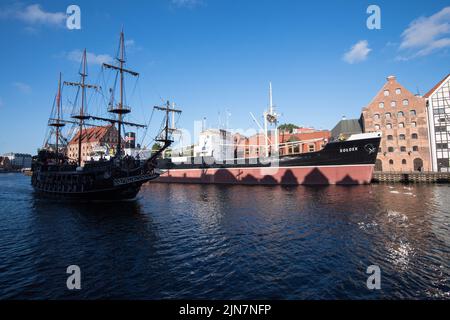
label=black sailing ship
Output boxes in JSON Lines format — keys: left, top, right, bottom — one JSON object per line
{"left": 31, "top": 31, "right": 182, "bottom": 200}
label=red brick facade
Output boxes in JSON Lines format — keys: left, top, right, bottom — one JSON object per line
{"left": 232, "top": 129, "right": 330, "bottom": 158}
{"left": 362, "top": 76, "right": 431, "bottom": 172}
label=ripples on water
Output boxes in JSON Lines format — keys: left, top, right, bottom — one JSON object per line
{"left": 0, "top": 173, "right": 449, "bottom": 299}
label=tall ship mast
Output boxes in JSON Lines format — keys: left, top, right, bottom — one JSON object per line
{"left": 31, "top": 30, "right": 181, "bottom": 200}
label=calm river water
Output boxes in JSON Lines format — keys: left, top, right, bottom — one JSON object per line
{"left": 0, "top": 173, "right": 449, "bottom": 299}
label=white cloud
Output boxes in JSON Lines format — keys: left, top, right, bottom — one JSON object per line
{"left": 343, "top": 40, "right": 372, "bottom": 64}
{"left": 67, "top": 50, "right": 113, "bottom": 65}
{"left": 0, "top": 4, "right": 65, "bottom": 27}
{"left": 171, "top": 0, "right": 203, "bottom": 8}
{"left": 125, "top": 39, "right": 135, "bottom": 47}
{"left": 399, "top": 6, "right": 450, "bottom": 59}
{"left": 13, "top": 82, "right": 32, "bottom": 94}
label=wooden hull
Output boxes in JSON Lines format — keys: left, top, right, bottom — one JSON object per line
{"left": 31, "top": 170, "right": 159, "bottom": 200}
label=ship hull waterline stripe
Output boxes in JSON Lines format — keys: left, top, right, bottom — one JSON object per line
{"left": 160, "top": 164, "right": 375, "bottom": 172}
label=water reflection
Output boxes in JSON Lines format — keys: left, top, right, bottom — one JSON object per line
{"left": 0, "top": 174, "right": 449, "bottom": 299}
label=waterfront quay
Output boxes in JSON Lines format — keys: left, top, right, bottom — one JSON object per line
{"left": 372, "top": 171, "right": 450, "bottom": 183}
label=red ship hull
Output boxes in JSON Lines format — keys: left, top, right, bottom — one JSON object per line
{"left": 155, "top": 164, "right": 375, "bottom": 185}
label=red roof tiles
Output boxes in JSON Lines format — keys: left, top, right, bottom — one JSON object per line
{"left": 69, "top": 125, "right": 113, "bottom": 145}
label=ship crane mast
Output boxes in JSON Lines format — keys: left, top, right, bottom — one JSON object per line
{"left": 264, "top": 82, "right": 279, "bottom": 157}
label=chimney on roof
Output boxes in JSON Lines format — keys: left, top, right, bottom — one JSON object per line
{"left": 387, "top": 75, "right": 396, "bottom": 82}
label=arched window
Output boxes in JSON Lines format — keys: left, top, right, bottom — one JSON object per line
{"left": 374, "top": 113, "right": 380, "bottom": 120}
{"left": 403, "top": 99, "right": 409, "bottom": 106}
{"left": 389, "top": 159, "right": 394, "bottom": 165}
{"left": 395, "top": 88, "right": 402, "bottom": 95}
{"left": 374, "top": 124, "right": 380, "bottom": 130}
{"left": 386, "top": 123, "right": 392, "bottom": 129}
{"left": 411, "top": 121, "right": 417, "bottom": 127}
{"left": 412, "top": 133, "right": 418, "bottom": 139}
{"left": 385, "top": 112, "right": 391, "bottom": 119}
{"left": 397, "top": 111, "right": 404, "bottom": 117}
{"left": 384, "top": 90, "right": 390, "bottom": 96}
{"left": 388, "top": 147, "right": 394, "bottom": 152}
{"left": 387, "top": 135, "right": 393, "bottom": 140}
{"left": 399, "top": 122, "right": 405, "bottom": 128}
{"left": 400, "top": 146, "right": 406, "bottom": 152}
{"left": 414, "top": 158, "right": 423, "bottom": 171}
{"left": 410, "top": 110, "right": 416, "bottom": 116}
{"left": 391, "top": 101, "right": 396, "bottom": 107}
{"left": 379, "top": 102, "right": 384, "bottom": 108}
{"left": 413, "top": 146, "right": 419, "bottom": 152}
{"left": 402, "top": 159, "right": 407, "bottom": 165}
{"left": 399, "top": 134, "right": 406, "bottom": 140}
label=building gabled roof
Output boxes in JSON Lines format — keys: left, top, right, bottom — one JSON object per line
{"left": 69, "top": 125, "right": 113, "bottom": 145}
{"left": 331, "top": 119, "right": 363, "bottom": 139}
{"left": 424, "top": 74, "right": 450, "bottom": 98}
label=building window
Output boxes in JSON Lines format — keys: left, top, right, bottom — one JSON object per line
{"left": 308, "top": 145, "right": 315, "bottom": 152}
{"left": 399, "top": 122, "right": 405, "bottom": 128}
{"left": 391, "top": 101, "right": 396, "bottom": 107}
{"left": 403, "top": 99, "right": 409, "bottom": 106}
{"left": 374, "top": 114, "right": 380, "bottom": 120}
{"left": 400, "top": 146, "right": 406, "bottom": 152}
{"left": 389, "top": 159, "right": 394, "bottom": 165}
{"left": 399, "top": 134, "right": 406, "bottom": 140}
{"left": 388, "top": 147, "right": 394, "bottom": 152}
{"left": 379, "top": 102, "right": 384, "bottom": 108}
{"left": 413, "top": 146, "right": 419, "bottom": 152}
{"left": 435, "top": 126, "right": 446, "bottom": 132}
{"left": 386, "top": 123, "right": 392, "bottom": 129}
{"left": 411, "top": 121, "right": 417, "bottom": 127}
{"left": 402, "top": 159, "right": 407, "bottom": 165}
{"left": 412, "top": 133, "right": 418, "bottom": 139}
{"left": 398, "top": 111, "right": 404, "bottom": 117}
{"left": 385, "top": 112, "right": 391, "bottom": 119}
{"left": 437, "top": 143, "right": 448, "bottom": 149}
{"left": 387, "top": 135, "right": 393, "bottom": 140}
{"left": 384, "top": 90, "right": 390, "bottom": 96}
{"left": 395, "top": 88, "right": 402, "bottom": 95}
{"left": 374, "top": 125, "right": 380, "bottom": 130}
{"left": 410, "top": 110, "right": 416, "bottom": 116}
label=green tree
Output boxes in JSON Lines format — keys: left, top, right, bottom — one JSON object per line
{"left": 151, "top": 143, "right": 162, "bottom": 152}
{"left": 278, "top": 123, "right": 300, "bottom": 133}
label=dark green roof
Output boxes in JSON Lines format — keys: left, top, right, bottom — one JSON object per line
{"left": 331, "top": 119, "right": 363, "bottom": 139}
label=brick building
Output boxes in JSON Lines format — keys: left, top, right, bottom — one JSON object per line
{"left": 362, "top": 75, "right": 431, "bottom": 172}
{"left": 232, "top": 128, "right": 330, "bottom": 158}
{"left": 67, "top": 125, "right": 120, "bottom": 165}
{"left": 278, "top": 129, "right": 330, "bottom": 156}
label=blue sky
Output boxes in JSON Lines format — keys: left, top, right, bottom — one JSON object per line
{"left": 0, "top": 0, "right": 449, "bottom": 154}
